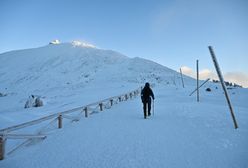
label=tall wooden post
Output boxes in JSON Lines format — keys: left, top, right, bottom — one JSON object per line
{"left": 180, "top": 68, "right": 185, "bottom": 88}
{"left": 208, "top": 46, "right": 238, "bottom": 129}
{"left": 99, "top": 103, "right": 103, "bottom": 111}
{"left": 58, "top": 114, "right": 62, "bottom": 129}
{"left": 84, "top": 107, "right": 88, "bottom": 118}
{"left": 196, "top": 60, "right": 199, "bottom": 102}
{"left": 0, "top": 136, "right": 5, "bottom": 160}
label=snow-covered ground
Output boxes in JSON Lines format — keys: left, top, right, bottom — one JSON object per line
{"left": 0, "top": 42, "right": 247, "bottom": 167}
{"left": 0, "top": 42, "right": 186, "bottom": 129}
{"left": 0, "top": 84, "right": 248, "bottom": 168}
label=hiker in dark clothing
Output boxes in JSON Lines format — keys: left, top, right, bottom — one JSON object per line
{"left": 141, "top": 82, "right": 155, "bottom": 119}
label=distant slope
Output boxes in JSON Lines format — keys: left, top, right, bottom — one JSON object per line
{"left": 0, "top": 42, "right": 195, "bottom": 128}
{"left": 0, "top": 42, "right": 193, "bottom": 95}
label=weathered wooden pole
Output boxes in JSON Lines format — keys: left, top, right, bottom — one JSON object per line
{"left": 208, "top": 46, "right": 238, "bottom": 129}
{"left": 58, "top": 114, "right": 62, "bottom": 129}
{"left": 180, "top": 68, "right": 185, "bottom": 88}
{"left": 0, "top": 136, "right": 6, "bottom": 160}
{"left": 196, "top": 60, "right": 199, "bottom": 102}
{"left": 84, "top": 107, "right": 88, "bottom": 118}
{"left": 99, "top": 103, "right": 103, "bottom": 111}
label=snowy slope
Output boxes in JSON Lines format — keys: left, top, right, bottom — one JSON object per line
{"left": 1, "top": 43, "right": 247, "bottom": 168}
{"left": 0, "top": 85, "right": 247, "bottom": 168}
{"left": 0, "top": 42, "right": 193, "bottom": 128}
{"left": 0, "top": 42, "right": 181, "bottom": 94}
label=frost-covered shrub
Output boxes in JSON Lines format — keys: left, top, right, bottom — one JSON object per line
{"left": 24, "top": 95, "right": 44, "bottom": 108}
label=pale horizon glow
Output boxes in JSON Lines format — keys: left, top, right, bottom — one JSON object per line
{"left": 181, "top": 66, "right": 248, "bottom": 88}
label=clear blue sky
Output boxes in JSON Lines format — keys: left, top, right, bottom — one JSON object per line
{"left": 1, "top": 0, "right": 247, "bottom": 77}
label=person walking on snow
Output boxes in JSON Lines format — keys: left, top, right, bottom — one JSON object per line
{"left": 141, "top": 82, "right": 155, "bottom": 119}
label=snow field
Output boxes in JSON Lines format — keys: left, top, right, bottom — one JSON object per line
{"left": 0, "top": 85, "right": 247, "bottom": 168}
{"left": 0, "top": 42, "right": 247, "bottom": 167}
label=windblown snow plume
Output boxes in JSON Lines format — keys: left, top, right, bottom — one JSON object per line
{"left": 71, "top": 40, "right": 96, "bottom": 48}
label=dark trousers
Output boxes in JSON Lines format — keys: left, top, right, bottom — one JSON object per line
{"left": 143, "top": 99, "right": 151, "bottom": 118}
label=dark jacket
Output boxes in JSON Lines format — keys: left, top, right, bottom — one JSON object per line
{"left": 141, "top": 85, "right": 154, "bottom": 103}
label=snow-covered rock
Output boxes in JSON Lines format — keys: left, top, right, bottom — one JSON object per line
{"left": 0, "top": 92, "right": 7, "bottom": 97}
{"left": 24, "top": 95, "right": 43, "bottom": 108}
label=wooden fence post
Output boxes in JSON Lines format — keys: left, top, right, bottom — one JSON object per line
{"left": 208, "top": 46, "right": 238, "bottom": 129}
{"left": 0, "top": 136, "right": 6, "bottom": 160}
{"left": 196, "top": 60, "right": 199, "bottom": 102}
{"left": 125, "top": 94, "right": 128, "bottom": 100}
{"left": 58, "top": 114, "right": 62, "bottom": 129}
{"left": 84, "top": 107, "right": 88, "bottom": 118}
{"left": 99, "top": 103, "right": 103, "bottom": 111}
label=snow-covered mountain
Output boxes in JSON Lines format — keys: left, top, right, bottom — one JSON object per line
{"left": 0, "top": 42, "right": 190, "bottom": 95}
{"left": 0, "top": 42, "right": 193, "bottom": 128}
{"left": 0, "top": 42, "right": 248, "bottom": 168}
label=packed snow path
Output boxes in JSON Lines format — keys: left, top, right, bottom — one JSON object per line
{"left": 0, "top": 86, "right": 248, "bottom": 168}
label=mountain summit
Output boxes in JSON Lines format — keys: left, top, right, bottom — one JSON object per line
{"left": 0, "top": 43, "right": 187, "bottom": 95}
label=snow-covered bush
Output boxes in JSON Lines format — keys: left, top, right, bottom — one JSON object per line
{"left": 24, "top": 95, "right": 44, "bottom": 108}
